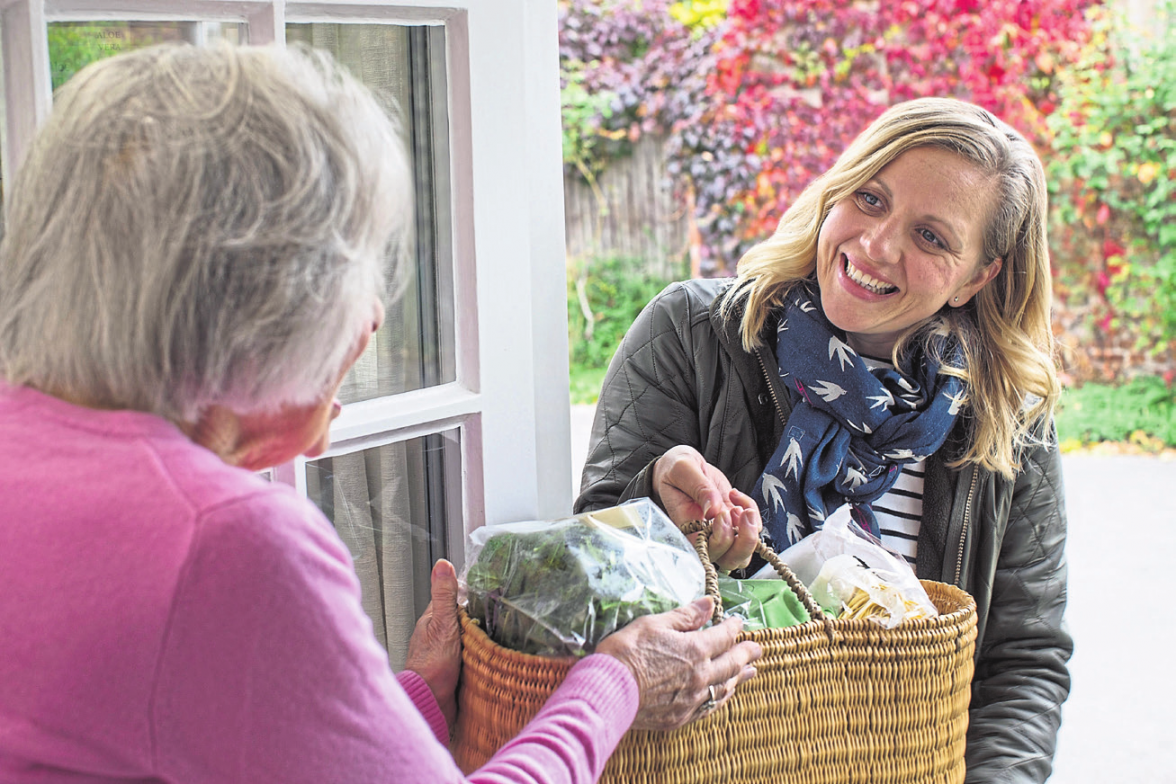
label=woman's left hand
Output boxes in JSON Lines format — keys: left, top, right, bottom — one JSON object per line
{"left": 652, "top": 445, "right": 763, "bottom": 571}
{"left": 404, "top": 559, "right": 462, "bottom": 728}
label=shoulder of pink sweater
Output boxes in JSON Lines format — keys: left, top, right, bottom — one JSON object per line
{"left": 147, "top": 426, "right": 297, "bottom": 516}
{"left": 179, "top": 483, "right": 356, "bottom": 607}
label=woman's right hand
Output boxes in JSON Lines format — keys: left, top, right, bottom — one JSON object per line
{"left": 595, "top": 597, "right": 762, "bottom": 731}
{"left": 652, "top": 445, "right": 762, "bottom": 571}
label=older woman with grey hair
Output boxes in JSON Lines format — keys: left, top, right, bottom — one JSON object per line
{"left": 0, "top": 44, "right": 760, "bottom": 784}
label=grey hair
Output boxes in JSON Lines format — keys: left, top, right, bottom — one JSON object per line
{"left": 0, "top": 42, "right": 412, "bottom": 422}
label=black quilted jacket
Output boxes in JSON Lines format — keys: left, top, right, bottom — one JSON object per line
{"left": 576, "top": 279, "right": 1072, "bottom": 784}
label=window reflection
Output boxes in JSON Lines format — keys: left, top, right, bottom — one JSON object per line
{"left": 287, "top": 23, "right": 455, "bottom": 403}
{"left": 48, "top": 21, "right": 242, "bottom": 91}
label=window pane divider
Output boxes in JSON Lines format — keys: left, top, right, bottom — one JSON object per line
{"left": 288, "top": 3, "right": 462, "bottom": 24}
{"left": 328, "top": 382, "right": 480, "bottom": 445}
{"left": 43, "top": 1, "right": 272, "bottom": 19}
{"left": 314, "top": 412, "right": 475, "bottom": 462}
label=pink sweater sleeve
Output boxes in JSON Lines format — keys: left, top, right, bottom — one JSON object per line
{"left": 470, "top": 654, "right": 639, "bottom": 784}
{"left": 397, "top": 670, "right": 448, "bottom": 745}
{"left": 151, "top": 489, "right": 639, "bottom": 784}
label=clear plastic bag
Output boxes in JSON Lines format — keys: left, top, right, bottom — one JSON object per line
{"left": 751, "top": 504, "right": 937, "bottom": 628}
{"left": 462, "top": 499, "right": 706, "bottom": 657}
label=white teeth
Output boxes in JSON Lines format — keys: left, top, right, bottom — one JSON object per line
{"left": 844, "top": 256, "right": 896, "bottom": 294}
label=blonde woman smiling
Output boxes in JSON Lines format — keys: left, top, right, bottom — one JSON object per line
{"left": 578, "top": 97, "right": 1071, "bottom": 783}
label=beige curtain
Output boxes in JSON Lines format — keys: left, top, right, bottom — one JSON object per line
{"left": 307, "top": 445, "right": 419, "bottom": 671}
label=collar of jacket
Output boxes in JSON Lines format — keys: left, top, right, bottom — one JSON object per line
{"left": 706, "top": 280, "right": 974, "bottom": 588}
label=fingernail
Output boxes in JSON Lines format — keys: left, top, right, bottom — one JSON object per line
{"left": 701, "top": 498, "right": 712, "bottom": 518}
{"left": 743, "top": 665, "right": 758, "bottom": 680}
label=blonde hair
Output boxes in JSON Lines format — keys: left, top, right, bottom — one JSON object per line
{"left": 721, "top": 97, "right": 1058, "bottom": 478}
{"left": 0, "top": 43, "right": 411, "bottom": 422}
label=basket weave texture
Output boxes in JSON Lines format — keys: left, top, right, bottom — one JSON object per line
{"left": 453, "top": 522, "right": 978, "bottom": 784}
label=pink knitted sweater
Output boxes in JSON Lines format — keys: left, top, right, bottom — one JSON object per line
{"left": 0, "top": 383, "right": 638, "bottom": 783}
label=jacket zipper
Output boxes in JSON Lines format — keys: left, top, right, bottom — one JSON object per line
{"left": 755, "top": 349, "right": 790, "bottom": 426}
{"left": 953, "top": 468, "right": 978, "bottom": 586}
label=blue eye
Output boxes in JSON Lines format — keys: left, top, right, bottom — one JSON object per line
{"left": 919, "top": 228, "right": 945, "bottom": 248}
{"left": 857, "top": 191, "right": 882, "bottom": 208}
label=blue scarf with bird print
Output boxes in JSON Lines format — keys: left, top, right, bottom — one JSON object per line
{"left": 753, "top": 281, "right": 966, "bottom": 549}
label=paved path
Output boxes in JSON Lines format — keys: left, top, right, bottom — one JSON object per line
{"left": 570, "top": 405, "right": 1176, "bottom": 781}
{"left": 1050, "top": 454, "right": 1176, "bottom": 783}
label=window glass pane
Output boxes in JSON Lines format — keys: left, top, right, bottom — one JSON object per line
{"left": 48, "top": 21, "right": 242, "bottom": 91}
{"left": 287, "top": 22, "right": 455, "bottom": 403}
{"left": 306, "top": 429, "right": 462, "bottom": 668}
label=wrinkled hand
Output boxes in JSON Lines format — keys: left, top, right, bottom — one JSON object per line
{"left": 595, "top": 597, "right": 762, "bottom": 731}
{"left": 404, "top": 559, "right": 462, "bottom": 728}
{"left": 652, "top": 445, "right": 762, "bottom": 571}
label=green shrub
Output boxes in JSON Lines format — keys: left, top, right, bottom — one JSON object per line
{"left": 1056, "top": 377, "right": 1176, "bottom": 449}
{"left": 569, "top": 365, "right": 609, "bottom": 406}
{"left": 567, "top": 255, "right": 680, "bottom": 403}
{"left": 1047, "top": 2, "right": 1176, "bottom": 359}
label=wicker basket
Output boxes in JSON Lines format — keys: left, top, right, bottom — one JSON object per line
{"left": 453, "top": 520, "right": 978, "bottom": 784}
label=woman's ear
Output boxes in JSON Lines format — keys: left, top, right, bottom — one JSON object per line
{"left": 950, "top": 257, "right": 1003, "bottom": 307}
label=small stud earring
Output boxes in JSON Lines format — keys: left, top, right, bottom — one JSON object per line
{"left": 954, "top": 296, "right": 960, "bottom": 303}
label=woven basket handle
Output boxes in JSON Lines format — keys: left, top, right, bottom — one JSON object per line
{"left": 681, "top": 519, "right": 836, "bottom": 640}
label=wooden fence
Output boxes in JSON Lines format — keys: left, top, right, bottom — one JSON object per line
{"left": 563, "top": 134, "right": 690, "bottom": 280}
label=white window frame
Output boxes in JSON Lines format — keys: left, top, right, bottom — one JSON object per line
{"left": 0, "top": 0, "right": 574, "bottom": 563}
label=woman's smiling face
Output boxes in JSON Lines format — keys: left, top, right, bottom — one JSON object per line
{"left": 815, "top": 146, "right": 1003, "bottom": 357}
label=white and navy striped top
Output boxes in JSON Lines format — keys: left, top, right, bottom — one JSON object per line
{"left": 873, "top": 463, "right": 924, "bottom": 565}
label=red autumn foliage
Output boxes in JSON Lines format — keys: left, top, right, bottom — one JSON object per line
{"left": 686, "top": 0, "right": 1098, "bottom": 272}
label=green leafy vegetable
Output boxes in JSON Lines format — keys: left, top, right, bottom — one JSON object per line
{"left": 465, "top": 501, "right": 705, "bottom": 657}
